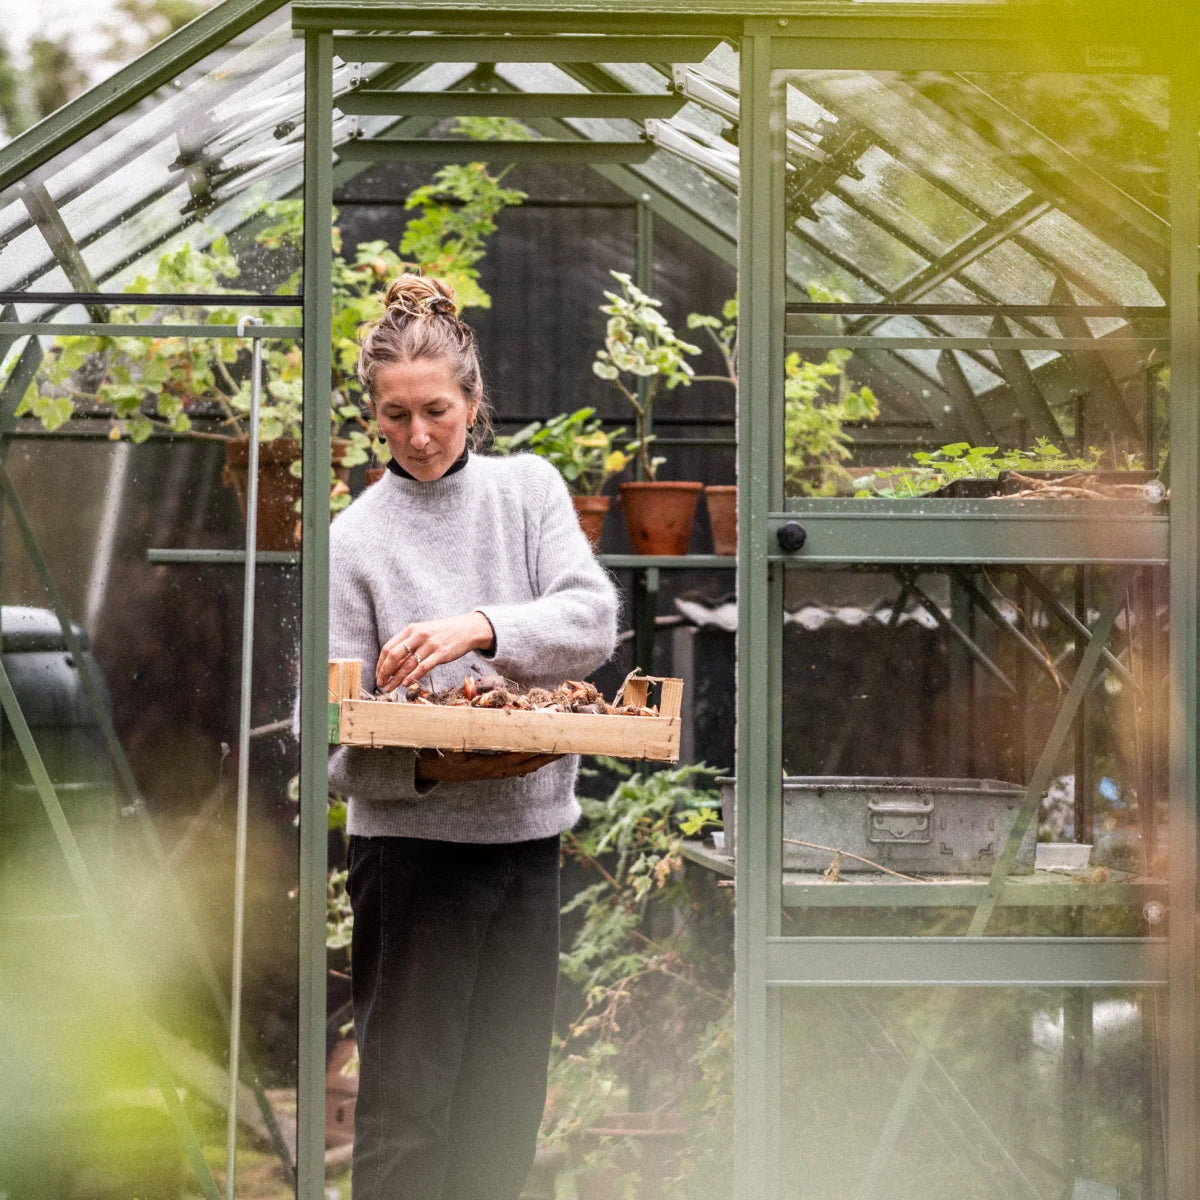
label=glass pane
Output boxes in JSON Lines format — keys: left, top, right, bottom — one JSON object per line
{"left": 0, "top": 321, "right": 302, "bottom": 1194}
{"left": 763, "top": 564, "right": 1167, "bottom": 937}
{"left": 780, "top": 986, "right": 1163, "bottom": 1199}
{"left": 778, "top": 70, "right": 1169, "bottom": 489}
{"left": 0, "top": 11, "right": 313, "bottom": 297}
{"left": 841, "top": 145, "right": 983, "bottom": 258}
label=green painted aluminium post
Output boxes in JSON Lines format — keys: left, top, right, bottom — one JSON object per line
{"left": 736, "top": 27, "right": 782, "bottom": 1200}
{"left": 1167, "top": 60, "right": 1199, "bottom": 1200}
{"left": 299, "top": 28, "right": 333, "bottom": 1200}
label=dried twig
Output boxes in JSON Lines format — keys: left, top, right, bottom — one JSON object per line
{"left": 783, "top": 837, "right": 931, "bottom": 882}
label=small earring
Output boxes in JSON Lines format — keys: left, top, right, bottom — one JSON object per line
{"left": 376, "top": 434, "right": 386, "bottom": 443}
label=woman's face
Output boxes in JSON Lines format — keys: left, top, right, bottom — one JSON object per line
{"left": 371, "top": 357, "right": 478, "bottom": 482}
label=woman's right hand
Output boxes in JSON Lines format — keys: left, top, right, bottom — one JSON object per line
{"left": 414, "top": 750, "right": 562, "bottom": 782}
{"left": 377, "top": 611, "right": 496, "bottom": 692}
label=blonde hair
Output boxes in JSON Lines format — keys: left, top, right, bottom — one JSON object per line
{"left": 357, "top": 274, "right": 494, "bottom": 449}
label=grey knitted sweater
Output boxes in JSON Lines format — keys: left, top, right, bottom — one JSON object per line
{"left": 329, "top": 452, "right": 619, "bottom": 842}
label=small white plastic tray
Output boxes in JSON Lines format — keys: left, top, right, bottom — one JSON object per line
{"left": 1035, "top": 842, "right": 1092, "bottom": 872}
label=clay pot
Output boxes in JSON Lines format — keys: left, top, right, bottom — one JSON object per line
{"left": 704, "top": 484, "right": 737, "bottom": 555}
{"left": 325, "top": 1037, "right": 358, "bottom": 1148}
{"left": 222, "top": 437, "right": 302, "bottom": 552}
{"left": 365, "top": 467, "right": 387, "bottom": 486}
{"left": 331, "top": 437, "right": 353, "bottom": 483}
{"left": 572, "top": 494, "right": 610, "bottom": 550}
{"left": 618, "top": 481, "right": 702, "bottom": 556}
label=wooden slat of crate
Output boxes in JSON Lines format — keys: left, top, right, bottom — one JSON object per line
{"left": 337, "top": 701, "right": 680, "bottom": 762}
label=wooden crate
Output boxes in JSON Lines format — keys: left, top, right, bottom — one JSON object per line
{"left": 328, "top": 661, "right": 682, "bottom": 762}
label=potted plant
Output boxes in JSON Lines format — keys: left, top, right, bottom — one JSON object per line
{"left": 591, "top": 272, "right": 705, "bottom": 555}
{"left": 681, "top": 287, "right": 880, "bottom": 554}
{"left": 852, "top": 439, "right": 1157, "bottom": 499}
{"left": 493, "top": 407, "right": 630, "bottom": 549}
{"left": 542, "top": 759, "right": 730, "bottom": 1200}
{"left": 782, "top": 345, "right": 878, "bottom": 497}
{"left": 16, "top": 118, "right": 528, "bottom": 547}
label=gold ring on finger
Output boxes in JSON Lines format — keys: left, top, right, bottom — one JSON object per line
{"left": 400, "top": 642, "right": 412, "bottom": 658}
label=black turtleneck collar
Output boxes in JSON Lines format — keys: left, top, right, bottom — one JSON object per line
{"left": 386, "top": 445, "right": 470, "bottom": 481}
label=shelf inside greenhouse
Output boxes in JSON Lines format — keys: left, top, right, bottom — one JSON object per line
{"left": 680, "top": 841, "right": 1168, "bottom": 910}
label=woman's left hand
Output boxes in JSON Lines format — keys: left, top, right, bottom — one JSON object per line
{"left": 377, "top": 611, "right": 496, "bottom": 692}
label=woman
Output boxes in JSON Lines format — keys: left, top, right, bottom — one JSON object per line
{"left": 330, "top": 273, "right": 619, "bottom": 1200}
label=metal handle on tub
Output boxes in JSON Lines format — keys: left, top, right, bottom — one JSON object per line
{"left": 867, "top": 800, "right": 933, "bottom": 844}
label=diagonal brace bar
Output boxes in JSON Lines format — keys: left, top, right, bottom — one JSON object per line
{"left": 18, "top": 184, "right": 109, "bottom": 324}
{"left": 899, "top": 568, "right": 1016, "bottom": 695}
{"left": 948, "top": 566, "right": 1064, "bottom": 688}
{"left": 968, "top": 573, "right": 1130, "bottom": 935}
{"left": 1012, "top": 564, "right": 1139, "bottom": 693}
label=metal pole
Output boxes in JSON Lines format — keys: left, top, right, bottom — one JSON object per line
{"left": 225, "top": 316, "right": 263, "bottom": 1199}
{"left": 299, "top": 27, "right": 335, "bottom": 1200}
{"left": 735, "top": 27, "right": 782, "bottom": 1200}
{"left": 635, "top": 196, "right": 654, "bottom": 480}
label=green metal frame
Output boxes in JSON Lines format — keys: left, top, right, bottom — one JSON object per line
{"left": 298, "top": 27, "right": 334, "bottom": 1198}
{"left": 732, "top": 13, "right": 1198, "bottom": 1200}
{"left": 0, "top": 2, "right": 1194, "bottom": 1197}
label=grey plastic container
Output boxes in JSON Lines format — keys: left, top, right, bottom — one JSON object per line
{"left": 715, "top": 776, "right": 1035, "bottom": 874}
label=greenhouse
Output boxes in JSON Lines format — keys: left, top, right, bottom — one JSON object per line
{"left": 0, "top": 1, "right": 1196, "bottom": 1197}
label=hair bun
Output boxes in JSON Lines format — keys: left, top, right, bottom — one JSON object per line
{"left": 383, "top": 273, "right": 459, "bottom": 320}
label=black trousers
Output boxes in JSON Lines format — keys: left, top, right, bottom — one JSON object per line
{"left": 346, "top": 833, "right": 561, "bottom": 1200}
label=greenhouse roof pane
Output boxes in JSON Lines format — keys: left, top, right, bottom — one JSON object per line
{"left": 961, "top": 238, "right": 1078, "bottom": 306}
{"left": 793, "top": 72, "right": 1031, "bottom": 216}
{"left": 954, "top": 71, "right": 1169, "bottom": 221}
{"left": 839, "top": 144, "right": 982, "bottom": 258}
{"left": 1021, "top": 208, "right": 1164, "bottom": 307}
{"left": 797, "top": 193, "right": 929, "bottom": 293}
{"left": 0, "top": 9, "right": 306, "bottom": 297}
{"left": 0, "top": 225, "right": 58, "bottom": 293}
{"left": 875, "top": 314, "right": 1004, "bottom": 394}
{"left": 494, "top": 58, "right": 741, "bottom": 246}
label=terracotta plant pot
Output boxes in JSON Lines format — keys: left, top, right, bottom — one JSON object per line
{"left": 222, "top": 437, "right": 302, "bottom": 552}
{"left": 572, "top": 494, "right": 610, "bottom": 551}
{"left": 331, "top": 437, "right": 354, "bottom": 484}
{"left": 704, "top": 484, "right": 737, "bottom": 555}
{"left": 365, "top": 467, "right": 387, "bottom": 486}
{"left": 325, "top": 1037, "right": 358, "bottom": 1148}
{"left": 618, "top": 481, "right": 702, "bottom": 556}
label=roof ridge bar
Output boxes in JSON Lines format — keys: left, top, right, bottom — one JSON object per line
{"left": 337, "top": 91, "right": 684, "bottom": 119}
{"left": 329, "top": 34, "right": 723, "bottom": 64}
{"left": 339, "top": 138, "right": 654, "bottom": 165}
{"left": 0, "top": 0, "right": 289, "bottom": 197}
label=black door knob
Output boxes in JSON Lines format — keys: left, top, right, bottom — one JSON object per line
{"left": 776, "top": 522, "right": 807, "bottom": 552}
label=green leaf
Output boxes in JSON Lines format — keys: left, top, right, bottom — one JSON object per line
{"left": 127, "top": 416, "right": 154, "bottom": 443}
